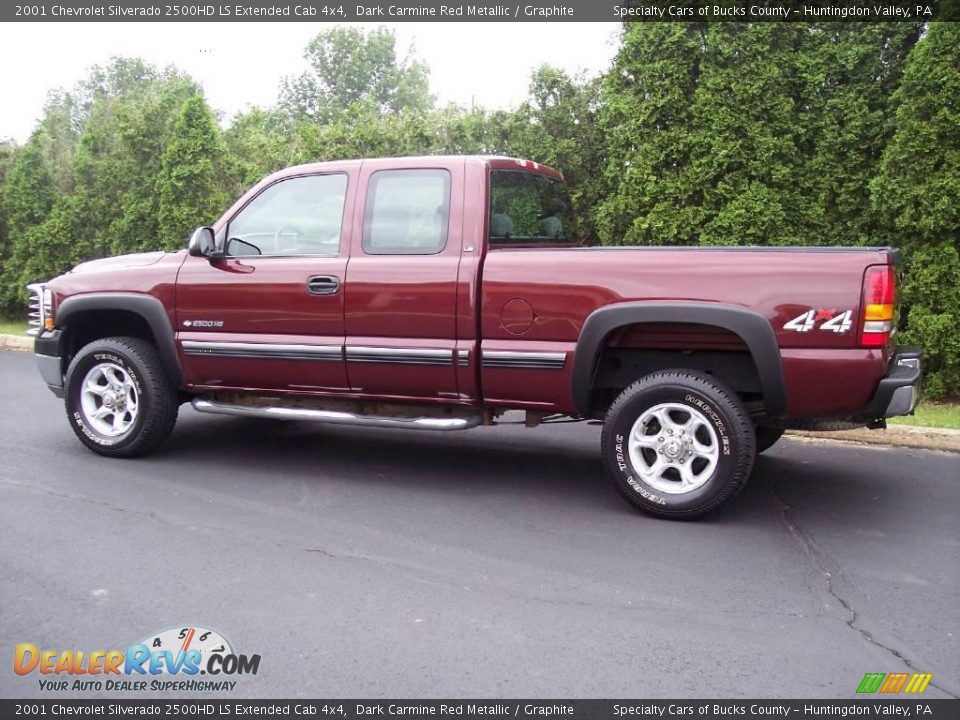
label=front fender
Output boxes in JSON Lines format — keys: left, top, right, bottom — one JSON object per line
{"left": 56, "top": 293, "right": 183, "bottom": 387}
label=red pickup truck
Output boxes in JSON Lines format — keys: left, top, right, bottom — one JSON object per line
{"left": 27, "top": 155, "right": 921, "bottom": 518}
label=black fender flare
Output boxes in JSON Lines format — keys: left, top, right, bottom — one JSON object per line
{"left": 56, "top": 293, "right": 183, "bottom": 387}
{"left": 571, "top": 301, "right": 786, "bottom": 417}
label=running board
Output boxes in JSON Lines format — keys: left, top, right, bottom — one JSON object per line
{"left": 191, "top": 398, "right": 481, "bottom": 431}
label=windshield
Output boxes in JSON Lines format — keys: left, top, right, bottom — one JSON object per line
{"left": 488, "top": 169, "right": 578, "bottom": 246}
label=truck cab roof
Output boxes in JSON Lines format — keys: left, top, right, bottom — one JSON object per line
{"left": 264, "top": 155, "right": 564, "bottom": 184}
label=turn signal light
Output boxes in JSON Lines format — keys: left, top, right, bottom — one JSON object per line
{"left": 42, "top": 287, "right": 55, "bottom": 331}
{"left": 861, "top": 265, "right": 895, "bottom": 347}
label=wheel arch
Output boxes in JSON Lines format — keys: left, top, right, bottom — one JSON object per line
{"left": 57, "top": 293, "right": 183, "bottom": 387}
{"left": 571, "top": 302, "right": 786, "bottom": 418}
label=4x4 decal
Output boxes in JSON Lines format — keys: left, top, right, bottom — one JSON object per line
{"left": 783, "top": 309, "right": 853, "bottom": 334}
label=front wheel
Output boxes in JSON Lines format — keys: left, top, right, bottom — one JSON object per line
{"left": 601, "top": 370, "right": 756, "bottom": 519}
{"left": 64, "top": 337, "right": 179, "bottom": 457}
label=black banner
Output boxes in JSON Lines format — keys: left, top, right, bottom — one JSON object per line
{"left": 2, "top": 700, "right": 960, "bottom": 720}
{"left": 4, "top": 0, "right": 958, "bottom": 23}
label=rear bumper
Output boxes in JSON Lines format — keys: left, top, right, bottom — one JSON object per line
{"left": 866, "top": 346, "right": 921, "bottom": 420}
{"left": 34, "top": 329, "right": 65, "bottom": 398}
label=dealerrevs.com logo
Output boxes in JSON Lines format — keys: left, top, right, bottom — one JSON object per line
{"left": 13, "top": 626, "right": 261, "bottom": 692}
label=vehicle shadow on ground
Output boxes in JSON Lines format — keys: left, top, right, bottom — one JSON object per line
{"left": 164, "top": 414, "right": 611, "bottom": 503}
{"left": 147, "top": 413, "right": 875, "bottom": 526}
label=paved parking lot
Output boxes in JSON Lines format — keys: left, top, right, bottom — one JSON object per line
{"left": 1, "top": 349, "right": 957, "bottom": 699}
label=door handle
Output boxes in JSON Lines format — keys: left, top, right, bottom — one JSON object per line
{"left": 306, "top": 275, "right": 340, "bottom": 296}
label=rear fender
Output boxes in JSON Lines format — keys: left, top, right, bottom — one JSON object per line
{"left": 571, "top": 302, "right": 786, "bottom": 417}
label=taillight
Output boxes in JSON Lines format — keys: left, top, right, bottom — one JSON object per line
{"left": 860, "top": 265, "right": 895, "bottom": 347}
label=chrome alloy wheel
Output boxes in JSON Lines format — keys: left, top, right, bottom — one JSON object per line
{"left": 79, "top": 362, "right": 139, "bottom": 437}
{"left": 627, "top": 402, "right": 720, "bottom": 494}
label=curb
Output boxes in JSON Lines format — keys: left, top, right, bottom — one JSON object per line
{"left": 0, "top": 333, "right": 32, "bottom": 352}
{"left": 788, "top": 425, "right": 960, "bottom": 454}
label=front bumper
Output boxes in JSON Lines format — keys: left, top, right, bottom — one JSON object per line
{"left": 34, "top": 329, "right": 65, "bottom": 398}
{"left": 866, "top": 346, "right": 922, "bottom": 421}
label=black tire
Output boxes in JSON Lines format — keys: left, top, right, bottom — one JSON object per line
{"left": 601, "top": 370, "right": 756, "bottom": 519}
{"left": 755, "top": 425, "right": 785, "bottom": 454}
{"left": 64, "top": 337, "right": 179, "bottom": 457}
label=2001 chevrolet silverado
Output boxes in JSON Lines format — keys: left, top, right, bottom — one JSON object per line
{"left": 27, "top": 155, "right": 922, "bottom": 518}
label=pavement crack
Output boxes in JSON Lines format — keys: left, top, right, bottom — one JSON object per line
{"left": 0, "top": 476, "right": 173, "bottom": 524}
{"left": 303, "top": 547, "right": 338, "bottom": 559}
{"left": 297, "top": 541, "right": 814, "bottom": 620}
{"left": 0, "top": 477, "right": 842, "bottom": 635}
{"left": 770, "top": 474, "right": 959, "bottom": 700}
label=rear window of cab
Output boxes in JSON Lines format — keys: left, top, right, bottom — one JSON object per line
{"left": 488, "top": 169, "right": 578, "bottom": 247}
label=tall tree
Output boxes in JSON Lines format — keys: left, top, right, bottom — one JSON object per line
{"left": 872, "top": 22, "right": 960, "bottom": 397}
{"left": 0, "top": 140, "right": 16, "bottom": 223}
{"left": 279, "top": 27, "right": 433, "bottom": 124}
{"left": 35, "top": 90, "right": 81, "bottom": 196}
{"left": 595, "top": 23, "right": 921, "bottom": 248}
{"left": 807, "top": 23, "right": 923, "bottom": 247}
{"left": 598, "top": 23, "right": 825, "bottom": 247}
{"left": 595, "top": 23, "right": 708, "bottom": 246}
{"left": 0, "top": 59, "right": 203, "bottom": 308}
{"left": 690, "top": 23, "right": 822, "bottom": 247}
{"left": 0, "top": 129, "right": 58, "bottom": 308}
{"left": 505, "top": 66, "right": 605, "bottom": 244}
{"left": 2, "top": 129, "right": 56, "bottom": 240}
{"left": 6, "top": 196, "right": 85, "bottom": 307}
{"left": 224, "top": 107, "right": 296, "bottom": 192}
{"left": 68, "top": 63, "right": 201, "bottom": 256}
{"left": 0, "top": 139, "right": 19, "bottom": 313}
{"left": 157, "top": 95, "right": 230, "bottom": 248}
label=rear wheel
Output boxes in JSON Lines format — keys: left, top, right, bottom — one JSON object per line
{"left": 64, "top": 337, "right": 178, "bottom": 457}
{"left": 601, "top": 370, "right": 756, "bottom": 519}
{"left": 755, "top": 425, "right": 785, "bottom": 454}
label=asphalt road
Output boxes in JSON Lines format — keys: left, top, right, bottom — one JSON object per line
{"left": 1, "top": 349, "right": 958, "bottom": 700}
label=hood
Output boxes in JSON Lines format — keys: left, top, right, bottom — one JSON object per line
{"left": 69, "top": 251, "right": 171, "bottom": 274}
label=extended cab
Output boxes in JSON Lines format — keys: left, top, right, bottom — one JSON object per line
{"left": 27, "top": 156, "right": 922, "bottom": 518}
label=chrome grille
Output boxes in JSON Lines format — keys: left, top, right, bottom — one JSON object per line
{"left": 26, "top": 283, "right": 44, "bottom": 336}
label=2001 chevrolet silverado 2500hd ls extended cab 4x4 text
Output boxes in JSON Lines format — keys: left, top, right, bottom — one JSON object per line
{"left": 27, "top": 156, "right": 922, "bottom": 518}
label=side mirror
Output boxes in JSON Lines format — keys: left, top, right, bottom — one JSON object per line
{"left": 187, "top": 227, "right": 220, "bottom": 259}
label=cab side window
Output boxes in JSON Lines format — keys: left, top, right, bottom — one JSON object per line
{"left": 362, "top": 169, "right": 450, "bottom": 255}
{"left": 226, "top": 173, "right": 348, "bottom": 257}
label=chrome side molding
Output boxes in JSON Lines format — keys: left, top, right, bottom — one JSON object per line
{"left": 345, "top": 346, "right": 453, "bottom": 366}
{"left": 481, "top": 350, "right": 567, "bottom": 370}
{"left": 191, "top": 398, "right": 481, "bottom": 431}
{"left": 182, "top": 341, "right": 342, "bottom": 362}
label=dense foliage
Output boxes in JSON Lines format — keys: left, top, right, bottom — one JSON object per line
{"left": 871, "top": 22, "right": 960, "bottom": 397}
{"left": 0, "top": 24, "right": 955, "bottom": 396}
